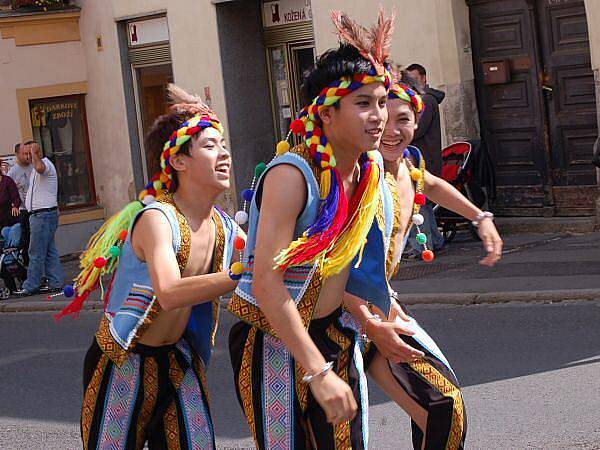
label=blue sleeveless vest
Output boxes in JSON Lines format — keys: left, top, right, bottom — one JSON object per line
{"left": 228, "top": 145, "right": 396, "bottom": 333}
{"left": 346, "top": 145, "right": 425, "bottom": 315}
{"left": 95, "top": 195, "right": 236, "bottom": 366}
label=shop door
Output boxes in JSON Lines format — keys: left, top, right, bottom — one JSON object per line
{"left": 267, "top": 41, "right": 315, "bottom": 143}
{"left": 468, "top": 0, "right": 597, "bottom": 216}
{"left": 132, "top": 63, "right": 174, "bottom": 180}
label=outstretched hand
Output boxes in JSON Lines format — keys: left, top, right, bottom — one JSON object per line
{"left": 477, "top": 219, "right": 503, "bottom": 266}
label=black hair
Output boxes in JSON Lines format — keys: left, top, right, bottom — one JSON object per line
{"left": 405, "top": 63, "right": 426, "bottom": 77}
{"left": 300, "top": 43, "right": 375, "bottom": 105}
{"left": 14, "top": 143, "right": 20, "bottom": 153}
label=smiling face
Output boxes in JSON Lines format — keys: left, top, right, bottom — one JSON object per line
{"left": 170, "top": 126, "right": 231, "bottom": 194}
{"left": 380, "top": 98, "right": 418, "bottom": 162}
{"left": 321, "top": 82, "right": 389, "bottom": 157}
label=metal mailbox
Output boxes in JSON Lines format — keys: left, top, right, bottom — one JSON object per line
{"left": 482, "top": 59, "right": 510, "bottom": 85}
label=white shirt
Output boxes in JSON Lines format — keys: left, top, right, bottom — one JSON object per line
{"left": 7, "top": 163, "right": 33, "bottom": 210}
{"left": 25, "top": 157, "right": 58, "bottom": 211}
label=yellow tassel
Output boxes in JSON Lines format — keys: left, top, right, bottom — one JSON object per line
{"left": 321, "top": 162, "right": 381, "bottom": 279}
{"left": 320, "top": 170, "right": 331, "bottom": 200}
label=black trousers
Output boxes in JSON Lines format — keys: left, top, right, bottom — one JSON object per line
{"left": 19, "top": 210, "right": 30, "bottom": 265}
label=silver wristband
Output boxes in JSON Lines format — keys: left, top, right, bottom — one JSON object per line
{"left": 472, "top": 211, "right": 494, "bottom": 227}
{"left": 302, "top": 361, "right": 334, "bottom": 384}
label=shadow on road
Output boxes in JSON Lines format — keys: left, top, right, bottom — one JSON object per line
{"left": 0, "top": 300, "right": 599, "bottom": 440}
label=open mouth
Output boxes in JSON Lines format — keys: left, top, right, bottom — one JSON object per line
{"left": 381, "top": 138, "right": 403, "bottom": 148}
{"left": 366, "top": 128, "right": 383, "bottom": 138}
{"left": 215, "top": 164, "right": 230, "bottom": 175}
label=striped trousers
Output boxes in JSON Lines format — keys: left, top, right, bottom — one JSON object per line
{"left": 81, "top": 338, "right": 214, "bottom": 450}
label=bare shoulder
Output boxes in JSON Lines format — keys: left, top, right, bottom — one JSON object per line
{"left": 131, "top": 208, "right": 173, "bottom": 250}
{"left": 261, "top": 163, "right": 307, "bottom": 215}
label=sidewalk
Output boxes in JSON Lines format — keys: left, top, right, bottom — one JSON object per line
{"left": 390, "top": 231, "right": 600, "bottom": 305}
{"left": 1, "top": 231, "right": 599, "bottom": 312}
{"left": 0, "top": 258, "right": 103, "bottom": 313}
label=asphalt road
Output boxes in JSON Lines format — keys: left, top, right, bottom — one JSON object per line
{"left": 0, "top": 301, "right": 599, "bottom": 449}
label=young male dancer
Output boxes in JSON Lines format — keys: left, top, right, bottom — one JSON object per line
{"left": 228, "top": 10, "right": 397, "bottom": 449}
{"left": 59, "top": 85, "right": 242, "bottom": 449}
{"left": 344, "top": 82, "right": 503, "bottom": 449}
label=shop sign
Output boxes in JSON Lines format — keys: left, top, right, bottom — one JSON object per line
{"left": 263, "top": 0, "right": 312, "bottom": 28}
{"left": 128, "top": 16, "right": 170, "bottom": 47}
{"left": 30, "top": 102, "right": 78, "bottom": 127}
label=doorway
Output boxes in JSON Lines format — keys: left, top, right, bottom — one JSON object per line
{"left": 468, "top": 0, "right": 598, "bottom": 216}
{"left": 132, "top": 63, "right": 174, "bottom": 181}
{"left": 266, "top": 41, "right": 316, "bottom": 143}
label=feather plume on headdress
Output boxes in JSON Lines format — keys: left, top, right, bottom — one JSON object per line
{"left": 167, "top": 83, "right": 215, "bottom": 117}
{"left": 330, "top": 7, "right": 395, "bottom": 75}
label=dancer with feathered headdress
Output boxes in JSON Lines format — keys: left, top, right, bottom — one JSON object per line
{"left": 228, "top": 8, "right": 397, "bottom": 448}
{"left": 70, "top": 84, "right": 244, "bottom": 449}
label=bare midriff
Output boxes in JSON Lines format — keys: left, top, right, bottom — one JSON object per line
{"left": 312, "top": 265, "right": 352, "bottom": 319}
{"left": 138, "top": 216, "right": 216, "bottom": 347}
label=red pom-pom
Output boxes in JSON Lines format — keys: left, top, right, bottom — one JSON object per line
{"left": 414, "top": 193, "right": 427, "bottom": 206}
{"left": 118, "top": 229, "right": 128, "bottom": 241}
{"left": 94, "top": 257, "right": 107, "bottom": 268}
{"left": 290, "top": 119, "right": 305, "bottom": 134}
{"left": 233, "top": 236, "right": 246, "bottom": 251}
{"left": 421, "top": 250, "right": 435, "bottom": 263}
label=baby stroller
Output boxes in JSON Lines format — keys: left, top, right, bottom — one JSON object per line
{"left": 0, "top": 223, "right": 27, "bottom": 299}
{"left": 433, "top": 139, "right": 495, "bottom": 242}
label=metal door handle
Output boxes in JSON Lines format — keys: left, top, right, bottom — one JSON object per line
{"left": 542, "top": 85, "right": 553, "bottom": 92}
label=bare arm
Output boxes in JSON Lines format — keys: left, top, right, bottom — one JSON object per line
{"left": 133, "top": 210, "right": 238, "bottom": 311}
{"left": 424, "top": 170, "right": 503, "bottom": 265}
{"left": 252, "top": 165, "right": 327, "bottom": 374}
{"left": 253, "top": 164, "right": 357, "bottom": 424}
{"left": 30, "top": 143, "right": 46, "bottom": 174}
{"left": 423, "top": 170, "right": 481, "bottom": 221}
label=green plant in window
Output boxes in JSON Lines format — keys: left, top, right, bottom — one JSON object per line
{"left": 11, "top": 0, "right": 65, "bottom": 11}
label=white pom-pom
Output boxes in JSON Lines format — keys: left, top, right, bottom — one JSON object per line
{"left": 234, "top": 210, "right": 248, "bottom": 225}
{"left": 412, "top": 213, "right": 424, "bottom": 226}
{"left": 141, "top": 195, "right": 156, "bottom": 205}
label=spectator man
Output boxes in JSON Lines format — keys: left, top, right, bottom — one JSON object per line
{"left": 7, "top": 143, "right": 33, "bottom": 263}
{"left": 403, "top": 63, "right": 445, "bottom": 253}
{"left": 15, "top": 141, "right": 64, "bottom": 296}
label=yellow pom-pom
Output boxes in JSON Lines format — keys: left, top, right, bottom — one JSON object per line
{"left": 410, "top": 168, "right": 422, "bottom": 182}
{"left": 276, "top": 140, "right": 290, "bottom": 155}
{"left": 230, "top": 262, "right": 244, "bottom": 276}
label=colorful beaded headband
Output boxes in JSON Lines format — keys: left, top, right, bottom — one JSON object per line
{"left": 138, "top": 114, "right": 224, "bottom": 202}
{"left": 388, "top": 83, "right": 424, "bottom": 114}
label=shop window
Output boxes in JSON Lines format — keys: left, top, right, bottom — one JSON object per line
{"left": 29, "top": 94, "right": 96, "bottom": 209}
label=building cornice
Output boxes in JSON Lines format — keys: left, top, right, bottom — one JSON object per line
{"left": 0, "top": 8, "right": 80, "bottom": 46}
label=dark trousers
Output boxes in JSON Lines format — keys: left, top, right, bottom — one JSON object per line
{"left": 18, "top": 210, "right": 30, "bottom": 265}
{"left": 229, "top": 308, "right": 369, "bottom": 450}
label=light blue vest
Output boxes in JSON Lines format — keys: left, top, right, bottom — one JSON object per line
{"left": 228, "top": 146, "right": 395, "bottom": 331}
{"left": 97, "top": 199, "right": 235, "bottom": 366}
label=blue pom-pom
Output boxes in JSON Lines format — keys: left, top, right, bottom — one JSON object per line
{"left": 242, "top": 189, "right": 254, "bottom": 202}
{"left": 63, "top": 284, "right": 75, "bottom": 298}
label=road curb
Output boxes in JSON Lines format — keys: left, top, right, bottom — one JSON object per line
{"left": 0, "top": 300, "right": 103, "bottom": 313}
{"left": 397, "top": 288, "right": 600, "bottom": 305}
{"left": 1, "top": 289, "right": 599, "bottom": 313}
